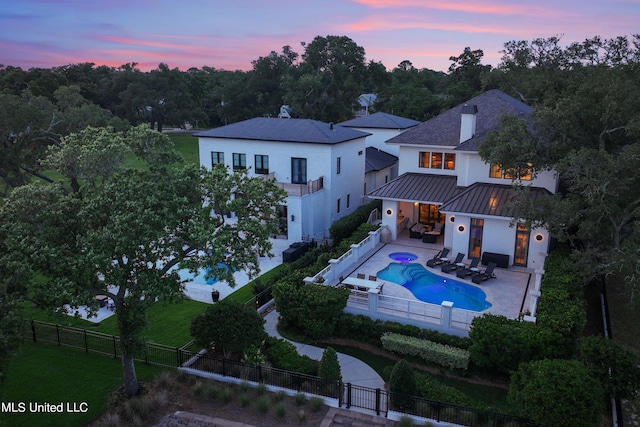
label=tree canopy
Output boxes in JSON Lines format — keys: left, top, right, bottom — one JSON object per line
{"left": 0, "top": 124, "right": 286, "bottom": 395}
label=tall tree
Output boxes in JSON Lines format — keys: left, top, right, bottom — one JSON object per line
{"left": 0, "top": 124, "right": 286, "bottom": 396}
{"left": 283, "top": 35, "right": 367, "bottom": 122}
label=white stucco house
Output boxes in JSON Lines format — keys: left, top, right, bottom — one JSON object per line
{"left": 369, "top": 89, "right": 558, "bottom": 269}
{"left": 195, "top": 118, "right": 370, "bottom": 242}
{"left": 339, "top": 112, "right": 421, "bottom": 203}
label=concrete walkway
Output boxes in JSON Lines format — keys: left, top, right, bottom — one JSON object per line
{"left": 263, "top": 310, "right": 386, "bottom": 391}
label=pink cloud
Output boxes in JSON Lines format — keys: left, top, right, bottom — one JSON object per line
{"left": 350, "top": 0, "right": 576, "bottom": 18}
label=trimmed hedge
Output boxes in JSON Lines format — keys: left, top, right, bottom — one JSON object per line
{"left": 381, "top": 332, "right": 470, "bottom": 370}
{"left": 263, "top": 336, "right": 319, "bottom": 376}
{"left": 329, "top": 199, "right": 381, "bottom": 244}
{"left": 333, "top": 313, "right": 472, "bottom": 349}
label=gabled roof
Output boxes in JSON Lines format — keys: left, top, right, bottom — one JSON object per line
{"left": 365, "top": 147, "right": 398, "bottom": 173}
{"left": 439, "top": 182, "right": 552, "bottom": 217}
{"left": 367, "top": 173, "right": 460, "bottom": 203}
{"left": 385, "top": 89, "right": 532, "bottom": 151}
{"left": 194, "top": 117, "right": 370, "bottom": 144}
{"left": 338, "top": 112, "right": 421, "bottom": 130}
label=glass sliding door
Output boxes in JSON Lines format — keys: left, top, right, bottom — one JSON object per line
{"left": 514, "top": 223, "right": 529, "bottom": 266}
{"left": 468, "top": 218, "right": 484, "bottom": 259}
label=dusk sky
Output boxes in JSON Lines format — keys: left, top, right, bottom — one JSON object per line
{"left": 1, "top": 0, "right": 638, "bottom": 73}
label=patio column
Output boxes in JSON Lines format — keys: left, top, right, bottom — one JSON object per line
{"left": 368, "top": 288, "right": 380, "bottom": 313}
{"left": 441, "top": 301, "right": 454, "bottom": 329}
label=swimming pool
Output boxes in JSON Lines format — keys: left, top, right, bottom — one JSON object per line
{"left": 377, "top": 262, "right": 492, "bottom": 312}
{"left": 174, "top": 263, "right": 233, "bottom": 285}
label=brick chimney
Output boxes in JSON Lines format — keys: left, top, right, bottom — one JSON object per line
{"left": 459, "top": 104, "right": 478, "bottom": 143}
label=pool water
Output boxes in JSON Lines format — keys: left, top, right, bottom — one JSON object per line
{"left": 377, "top": 262, "right": 492, "bottom": 312}
{"left": 175, "top": 263, "right": 234, "bottom": 285}
{"left": 388, "top": 252, "right": 418, "bottom": 262}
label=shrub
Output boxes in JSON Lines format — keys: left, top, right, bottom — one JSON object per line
{"left": 329, "top": 199, "right": 381, "bottom": 244}
{"left": 263, "top": 336, "right": 319, "bottom": 375}
{"left": 273, "top": 281, "right": 350, "bottom": 339}
{"left": 318, "top": 347, "right": 342, "bottom": 381}
{"left": 388, "top": 359, "right": 417, "bottom": 410}
{"left": 578, "top": 335, "right": 640, "bottom": 399}
{"left": 190, "top": 299, "right": 267, "bottom": 358}
{"left": 381, "top": 332, "right": 470, "bottom": 370}
{"left": 508, "top": 359, "right": 604, "bottom": 427}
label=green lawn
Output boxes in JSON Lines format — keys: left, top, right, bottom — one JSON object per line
{"left": 166, "top": 131, "right": 199, "bottom": 166}
{"left": 0, "top": 342, "right": 165, "bottom": 427}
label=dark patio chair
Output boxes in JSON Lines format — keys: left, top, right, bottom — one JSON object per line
{"left": 456, "top": 257, "right": 481, "bottom": 278}
{"left": 426, "top": 248, "right": 450, "bottom": 268}
{"left": 472, "top": 262, "right": 497, "bottom": 284}
{"left": 441, "top": 253, "right": 465, "bottom": 273}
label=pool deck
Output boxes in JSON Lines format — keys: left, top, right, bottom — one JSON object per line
{"left": 343, "top": 231, "right": 534, "bottom": 320}
{"left": 76, "top": 229, "right": 533, "bottom": 323}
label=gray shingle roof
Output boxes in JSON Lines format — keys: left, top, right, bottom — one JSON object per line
{"left": 385, "top": 89, "right": 532, "bottom": 151}
{"left": 367, "top": 173, "right": 460, "bottom": 203}
{"left": 338, "top": 112, "right": 421, "bottom": 130}
{"left": 365, "top": 147, "right": 398, "bottom": 173}
{"left": 194, "top": 117, "right": 370, "bottom": 144}
{"left": 439, "top": 182, "right": 552, "bottom": 217}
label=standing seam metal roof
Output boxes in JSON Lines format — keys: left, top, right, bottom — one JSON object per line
{"left": 367, "top": 173, "right": 460, "bottom": 203}
{"left": 438, "top": 182, "right": 552, "bottom": 217}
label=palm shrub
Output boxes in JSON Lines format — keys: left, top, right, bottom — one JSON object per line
{"left": 388, "top": 359, "right": 417, "bottom": 410}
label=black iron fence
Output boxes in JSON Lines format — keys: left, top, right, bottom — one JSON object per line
{"left": 27, "top": 320, "right": 535, "bottom": 426}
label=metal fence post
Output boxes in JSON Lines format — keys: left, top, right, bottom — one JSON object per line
{"left": 84, "top": 329, "right": 88, "bottom": 353}
{"left": 375, "top": 388, "right": 381, "bottom": 416}
{"left": 346, "top": 382, "right": 352, "bottom": 408}
{"left": 31, "top": 320, "right": 36, "bottom": 342}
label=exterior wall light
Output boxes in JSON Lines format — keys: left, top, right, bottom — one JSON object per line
{"left": 535, "top": 233, "right": 544, "bottom": 241}
{"left": 291, "top": 215, "right": 295, "bottom": 221}
{"left": 386, "top": 209, "right": 393, "bottom": 216}
{"left": 458, "top": 225, "right": 465, "bottom": 232}
{"left": 450, "top": 216, "right": 455, "bottom": 223}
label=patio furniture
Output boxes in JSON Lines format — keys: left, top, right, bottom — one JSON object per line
{"left": 481, "top": 251, "right": 509, "bottom": 268}
{"left": 472, "top": 262, "right": 497, "bottom": 284}
{"left": 456, "top": 257, "right": 481, "bottom": 278}
{"left": 409, "top": 223, "right": 427, "bottom": 239}
{"left": 426, "top": 248, "right": 450, "bottom": 267}
{"left": 96, "top": 295, "right": 108, "bottom": 308}
{"left": 357, "top": 273, "right": 366, "bottom": 279}
{"left": 441, "top": 253, "right": 465, "bottom": 273}
{"left": 368, "top": 275, "right": 377, "bottom": 281}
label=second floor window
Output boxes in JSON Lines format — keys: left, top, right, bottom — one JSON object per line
{"left": 291, "top": 158, "right": 307, "bottom": 184}
{"left": 211, "top": 152, "right": 224, "bottom": 166}
{"left": 255, "top": 154, "right": 269, "bottom": 174}
{"left": 490, "top": 164, "right": 532, "bottom": 181}
{"left": 233, "top": 153, "right": 246, "bottom": 170}
{"left": 419, "top": 151, "right": 455, "bottom": 169}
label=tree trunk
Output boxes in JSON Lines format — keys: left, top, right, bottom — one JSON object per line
{"left": 121, "top": 352, "right": 139, "bottom": 396}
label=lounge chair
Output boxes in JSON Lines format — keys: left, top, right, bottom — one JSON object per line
{"left": 456, "top": 257, "right": 481, "bottom": 278}
{"left": 357, "top": 273, "right": 366, "bottom": 279}
{"left": 472, "top": 262, "right": 497, "bottom": 284}
{"left": 441, "top": 253, "right": 465, "bottom": 273}
{"left": 368, "top": 275, "right": 377, "bottom": 281}
{"left": 426, "top": 248, "right": 450, "bottom": 267}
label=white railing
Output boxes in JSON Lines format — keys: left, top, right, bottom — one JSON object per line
{"left": 304, "top": 225, "right": 480, "bottom": 336}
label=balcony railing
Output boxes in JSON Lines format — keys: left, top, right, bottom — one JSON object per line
{"left": 259, "top": 172, "right": 324, "bottom": 197}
